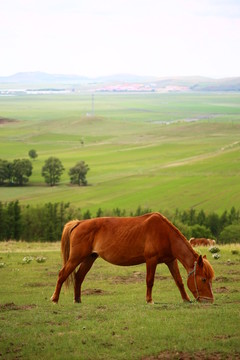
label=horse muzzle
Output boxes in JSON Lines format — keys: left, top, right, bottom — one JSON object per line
{"left": 197, "top": 296, "right": 214, "bottom": 303}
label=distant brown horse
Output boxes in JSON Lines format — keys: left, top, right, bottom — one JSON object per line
{"left": 189, "top": 238, "right": 216, "bottom": 247}
{"left": 51, "top": 213, "right": 214, "bottom": 304}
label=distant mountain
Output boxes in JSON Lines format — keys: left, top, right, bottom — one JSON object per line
{"left": 0, "top": 72, "right": 156, "bottom": 84}
{"left": 0, "top": 72, "right": 89, "bottom": 84}
{"left": 190, "top": 77, "right": 240, "bottom": 91}
{"left": 154, "top": 76, "right": 240, "bottom": 91}
{"left": 0, "top": 72, "right": 239, "bottom": 92}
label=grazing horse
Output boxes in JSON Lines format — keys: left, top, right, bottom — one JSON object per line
{"left": 189, "top": 238, "right": 216, "bottom": 247}
{"left": 51, "top": 213, "right": 214, "bottom": 304}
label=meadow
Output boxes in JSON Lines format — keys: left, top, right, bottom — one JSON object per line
{"left": 0, "top": 92, "right": 240, "bottom": 214}
{"left": 0, "top": 91, "right": 240, "bottom": 359}
{"left": 0, "top": 241, "right": 240, "bottom": 359}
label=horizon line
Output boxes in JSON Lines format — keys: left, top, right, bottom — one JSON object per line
{"left": 0, "top": 71, "right": 240, "bottom": 80}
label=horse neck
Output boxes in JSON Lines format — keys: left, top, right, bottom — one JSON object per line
{"left": 171, "top": 233, "right": 198, "bottom": 272}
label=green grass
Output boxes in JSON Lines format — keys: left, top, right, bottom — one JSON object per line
{"left": 0, "top": 242, "right": 239, "bottom": 359}
{"left": 0, "top": 93, "right": 240, "bottom": 213}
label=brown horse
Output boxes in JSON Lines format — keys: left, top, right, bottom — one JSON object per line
{"left": 189, "top": 238, "right": 216, "bottom": 247}
{"left": 51, "top": 213, "right": 214, "bottom": 304}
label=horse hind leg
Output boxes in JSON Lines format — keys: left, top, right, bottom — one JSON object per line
{"left": 51, "top": 258, "right": 80, "bottom": 303}
{"left": 167, "top": 259, "right": 190, "bottom": 302}
{"left": 74, "top": 253, "right": 98, "bottom": 303}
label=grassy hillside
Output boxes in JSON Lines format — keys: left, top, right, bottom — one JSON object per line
{"left": 0, "top": 93, "right": 240, "bottom": 214}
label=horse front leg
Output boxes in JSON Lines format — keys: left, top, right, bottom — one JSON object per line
{"left": 74, "top": 253, "right": 98, "bottom": 303}
{"left": 167, "top": 259, "right": 190, "bottom": 302}
{"left": 145, "top": 257, "right": 157, "bottom": 304}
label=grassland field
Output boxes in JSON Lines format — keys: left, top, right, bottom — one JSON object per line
{"left": 0, "top": 241, "right": 240, "bottom": 359}
{"left": 0, "top": 92, "right": 240, "bottom": 214}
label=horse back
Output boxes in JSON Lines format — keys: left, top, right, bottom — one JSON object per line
{"left": 189, "top": 237, "right": 215, "bottom": 247}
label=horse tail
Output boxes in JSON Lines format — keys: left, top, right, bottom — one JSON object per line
{"left": 61, "top": 220, "right": 81, "bottom": 287}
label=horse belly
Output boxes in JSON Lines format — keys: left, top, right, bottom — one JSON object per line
{"left": 93, "top": 236, "right": 145, "bottom": 266}
{"left": 97, "top": 250, "right": 145, "bottom": 266}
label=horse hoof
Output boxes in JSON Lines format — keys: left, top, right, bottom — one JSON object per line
{"left": 50, "top": 295, "right": 58, "bottom": 304}
{"left": 146, "top": 300, "right": 154, "bottom": 304}
{"left": 74, "top": 299, "right": 81, "bottom": 304}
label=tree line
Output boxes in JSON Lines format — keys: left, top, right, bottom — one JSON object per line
{"left": 0, "top": 201, "right": 239, "bottom": 243}
{"left": 0, "top": 151, "right": 89, "bottom": 186}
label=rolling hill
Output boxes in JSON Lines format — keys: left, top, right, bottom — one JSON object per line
{"left": 0, "top": 72, "right": 240, "bottom": 92}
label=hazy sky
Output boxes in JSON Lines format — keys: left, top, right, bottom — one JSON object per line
{"left": 1, "top": 0, "right": 240, "bottom": 78}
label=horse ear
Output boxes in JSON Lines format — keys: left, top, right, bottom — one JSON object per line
{"left": 203, "top": 255, "right": 207, "bottom": 259}
{"left": 197, "top": 255, "right": 204, "bottom": 267}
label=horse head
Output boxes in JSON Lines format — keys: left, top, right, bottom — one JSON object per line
{"left": 187, "top": 255, "right": 214, "bottom": 303}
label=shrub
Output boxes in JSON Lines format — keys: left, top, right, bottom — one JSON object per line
{"left": 209, "top": 246, "right": 220, "bottom": 254}
{"left": 219, "top": 224, "right": 240, "bottom": 244}
{"left": 22, "top": 256, "right": 34, "bottom": 264}
{"left": 189, "top": 224, "right": 212, "bottom": 239}
{"left": 36, "top": 256, "right": 46, "bottom": 263}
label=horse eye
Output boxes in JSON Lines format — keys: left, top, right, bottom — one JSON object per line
{"left": 202, "top": 278, "right": 206, "bottom": 283}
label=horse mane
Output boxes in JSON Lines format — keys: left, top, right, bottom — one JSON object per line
{"left": 157, "top": 212, "right": 196, "bottom": 251}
